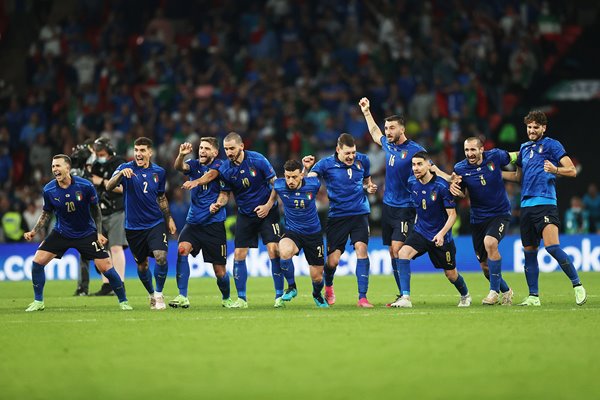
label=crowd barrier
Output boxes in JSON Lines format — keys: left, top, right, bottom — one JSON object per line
{"left": 0, "top": 235, "right": 598, "bottom": 281}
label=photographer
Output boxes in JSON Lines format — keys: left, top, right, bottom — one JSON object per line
{"left": 86, "top": 137, "right": 128, "bottom": 296}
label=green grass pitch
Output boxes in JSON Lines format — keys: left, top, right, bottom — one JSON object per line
{"left": 1, "top": 272, "right": 599, "bottom": 400}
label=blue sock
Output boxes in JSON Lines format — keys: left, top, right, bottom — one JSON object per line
{"left": 488, "top": 258, "right": 502, "bottom": 292}
{"left": 546, "top": 245, "right": 581, "bottom": 286}
{"left": 137, "top": 267, "right": 154, "bottom": 294}
{"left": 500, "top": 279, "right": 510, "bottom": 293}
{"left": 271, "top": 257, "right": 284, "bottom": 297}
{"left": 233, "top": 260, "right": 248, "bottom": 300}
{"left": 524, "top": 250, "right": 539, "bottom": 296}
{"left": 356, "top": 258, "right": 370, "bottom": 299}
{"left": 216, "top": 273, "right": 231, "bottom": 299}
{"left": 31, "top": 261, "right": 46, "bottom": 301}
{"left": 312, "top": 279, "right": 324, "bottom": 297}
{"left": 391, "top": 258, "right": 402, "bottom": 293}
{"left": 280, "top": 258, "right": 296, "bottom": 287}
{"left": 397, "top": 259, "right": 411, "bottom": 296}
{"left": 451, "top": 273, "right": 469, "bottom": 296}
{"left": 154, "top": 262, "right": 168, "bottom": 292}
{"left": 324, "top": 265, "right": 336, "bottom": 287}
{"left": 176, "top": 255, "right": 190, "bottom": 297}
{"left": 103, "top": 267, "right": 127, "bottom": 302}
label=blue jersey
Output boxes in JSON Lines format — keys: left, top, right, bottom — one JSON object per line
{"left": 380, "top": 137, "right": 425, "bottom": 207}
{"left": 408, "top": 174, "right": 455, "bottom": 243}
{"left": 184, "top": 158, "right": 226, "bottom": 224}
{"left": 516, "top": 136, "right": 566, "bottom": 207}
{"left": 218, "top": 150, "right": 276, "bottom": 216}
{"left": 274, "top": 177, "right": 321, "bottom": 235}
{"left": 454, "top": 149, "right": 512, "bottom": 223}
{"left": 42, "top": 176, "right": 98, "bottom": 238}
{"left": 114, "top": 161, "right": 166, "bottom": 230}
{"left": 311, "top": 153, "right": 371, "bottom": 218}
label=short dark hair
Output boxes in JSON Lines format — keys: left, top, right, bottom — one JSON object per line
{"left": 134, "top": 137, "right": 153, "bottom": 148}
{"left": 464, "top": 136, "right": 483, "bottom": 147}
{"left": 412, "top": 151, "right": 430, "bottom": 161}
{"left": 53, "top": 154, "right": 72, "bottom": 167}
{"left": 384, "top": 114, "right": 405, "bottom": 126}
{"left": 200, "top": 137, "right": 219, "bottom": 150}
{"left": 284, "top": 159, "right": 302, "bottom": 172}
{"left": 337, "top": 133, "right": 355, "bottom": 148}
{"left": 224, "top": 132, "right": 243, "bottom": 144}
{"left": 524, "top": 110, "right": 547, "bottom": 126}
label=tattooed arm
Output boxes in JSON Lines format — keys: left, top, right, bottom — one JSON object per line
{"left": 90, "top": 203, "right": 108, "bottom": 246}
{"left": 24, "top": 210, "right": 53, "bottom": 241}
{"left": 158, "top": 193, "right": 177, "bottom": 234}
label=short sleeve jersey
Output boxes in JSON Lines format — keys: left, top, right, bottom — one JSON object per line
{"left": 311, "top": 152, "right": 371, "bottom": 218}
{"left": 114, "top": 161, "right": 166, "bottom": 230}
{"left": 408, "top": 174, "right": 456, "bottom": 244}
{"left": 380, "top": 137, "right": 425, "bottom": 207}
{"left": 274, "top": 177, "right": 321, "bottom": 235}
{"left": 42, "top": 176, "right": 98, "bottom": 238}
{"left": 184, "top": 158, "right": 226, "bottom": 225}
{"left": 454, "top": 149, "right": 512, "bottom": 223}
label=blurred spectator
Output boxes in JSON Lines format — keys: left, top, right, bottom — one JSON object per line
{"left": 583, "top": 183, "right": 600, "bottom": 233}
{"left": 564, "top": 196, "right": 590, "bottom": 234}
{"left": 0, "top": 197, "right": 26, "bottom": 242}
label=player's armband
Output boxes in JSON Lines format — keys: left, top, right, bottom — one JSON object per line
{"left": 509, "top": 152, "right": 518, "bottom": 164}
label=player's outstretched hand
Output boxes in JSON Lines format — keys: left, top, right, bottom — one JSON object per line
{"left": 359, "top": 97, "right": 370, "bottom": 114}
{"left": 254, "top": 204, "right": 271, "bottom": 219}
{"left": 543, "top": 160, "right": 557, "bottom": 173}
{"left": 366, "top": 182, "right": 378, "bottom": 194}
{"left": 121, "top": 168, "right": 136, "bottom": 179}
{"left": 24, "top": 231, "right": 35, "bottom": 241}
{"left": 179, "top": 142, "right": 193, "bottom": 155}
{"left": 168, "top": 217, "right": 177, "bottom": 235}
{"left": 182, "top": 180, "right": 199, "bottom": 190}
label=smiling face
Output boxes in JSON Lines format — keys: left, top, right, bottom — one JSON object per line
{"left": 198, "top": 140, "right": 218, "bottom": 165}
{"left": 526, "top": 121, "right": 546, "bottom": 142}
{"left": 336, "top": 144, "right": 356, "bottom": 166}
{"left": 464, "top": 139, "right": 484, "bottom": 165}
{"left": 52, "top": 157, "right": 71, "bottom": 184}
{"left": 134, "top": 144, "right": 152, "bottom": 168}
{"left": 284, "top": 168, "right": 303, "bottom": 190}
{"left": 412, "top": 156, "right": 431, "bottom": 180}
{"left": 223, "top": 139, "right": 244, "bottom": 164}
{"left": 384, "top": 120, "right": 405, "bottom": 144}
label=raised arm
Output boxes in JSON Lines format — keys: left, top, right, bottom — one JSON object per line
{"left": 157, "top": 193, "right": 177, "bottom": 234}
{"left": 23, "top": 209, "right": 54, "bottom": 241}
{"left": 302, "top": 155, "right": 318, "bottom": 177}
{"left": 174, "top": 142, "right": 193, "bottom": 172}
{"left": 359, "top": 97, "right": 384, "bottom": 145}
{"left": 431, "top": 164, "right": 452, "bottom": 182}
{"left": 106, "top": 167, "right": 136, "bottom": 192}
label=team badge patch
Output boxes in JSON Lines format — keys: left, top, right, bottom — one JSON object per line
{"left": 249, "top": 168, "right": 257, "bottom": 177}
{"left": 75, "top": 192, "right": 82, "bottom": 201}
{"left": 307, "top": 192, "right": 313, "bottom": 200}
{"left": 487, "top": 162, "right": 495, "bottom": 171}
{"left": 401, "top": 150, "right": 408, "bottom": 159}
{"left": 153, "top": 173, "right": 159, "bottom": 183}
{"left": 430, "top": 191, "right": 437, "bottom": 201}
{"left": 538, "top": 144, "right": 544, "bottom": 153}
{"left": 356, "top": 161, "right": 362, "bottom": 170}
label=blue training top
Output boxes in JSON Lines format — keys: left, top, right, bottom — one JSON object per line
{"left": 218, "top": 150, "right": 276, "bottom": 217}
{"left": 454, "top": 149, "right": 512, "bottom": 224}
{"left": 42, "top": 175, "right": 98, "bottom": 238}
{"left": 311, "top": 152, "right": 371, "bottom": 218}
{"left": 274, "top": 176, "right": 322, "bottom": 235}
{"left": 516, "top": 136, "right": 567, "bottom": 207}
{"left": 114, "top": 161, "right": 166, "bottom": 230}
{"left": 184, "top": 158, "right": 226, "bottom": 225}
{"left": 408, "top": 174, "right": 456, "bottom": 244}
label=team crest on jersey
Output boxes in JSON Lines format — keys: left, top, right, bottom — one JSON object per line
{"left": 306, "top": 192, "right": 313, "bottom": 200}
{"left": 430, "top": 191, "right": 437, "bottom": 201}
{"left": 487, "top": 162, "right": 495, "bottom": 171}
{"left": 356, "top": 161, "right": 362, "bottom": 170}
{"left": 538, "top": 144, "right": 544, "bottom": 153}
{"left": 401, "top": 150, "right": 408, "bottom": 159}
{"left": 75, "top": 191, "right": 82, "bottom": 201}
{"left": 249, "top": 168, "right": 257, "bottom": 177}
{"left": 152, "top": 173, "right": 159, "bottom": 183}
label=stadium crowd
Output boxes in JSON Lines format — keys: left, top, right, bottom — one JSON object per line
{"left": 0, "top": 0, "right": 595, "bottom": 243}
